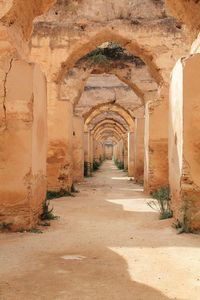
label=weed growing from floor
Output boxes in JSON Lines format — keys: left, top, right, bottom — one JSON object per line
{"left": 71, "top": 183, "right": 79, "bottom": 193}
{"left": 93, "top": 160, "right": 101, "bottom": 171}
{"left": 147, "top": 186, "right": 173, "bottom": 220}
{"left": 0, "top": 222, "right": 12, "bottom": 231}
{"left": 46, "top": 188, "right": 74, "bottom": 200}
{"left": 27, "top": 228, "right": 43, "bottom": 234}
{"left": 114, "top": 158, "right": 124, "bottom": 170}
{"left": 172, "top": 197, "right": 194, "bottom": 234}
{"left": 41, "top": 199, "right": 58, "bottom": 221}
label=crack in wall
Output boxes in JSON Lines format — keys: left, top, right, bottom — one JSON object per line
{"left": 3, "top": 58, "right": 13, "bottom": 130}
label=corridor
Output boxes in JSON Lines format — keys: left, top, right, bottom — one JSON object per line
{"left": 0, "top": 161, "right": 200, "bottom": 300}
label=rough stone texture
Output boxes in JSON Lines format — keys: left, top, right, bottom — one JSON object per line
{"left": 29, "top": 0, "right": 190, "bottom": 199}
{"left": 72, "top": 115, "right": 84, "bottom": 182}
{"left": 166, "top": 0, "right": 200, "bottom": 38}
{"left": 144, "top": 99, "right": 169, "bottom": 193}
{"left": 0, "top": 60, "right": 47, "bottom": 230}
{"left": 0, "top": 0, "right": 199, "bottom": 232}
{"left": 134, "top": 118, "right": 144, "bottom": 182}
{"left": 47, "top": 100, "right": 73, "bottom": 191}
{"left": 170, "top": 54, "right": 200, "bottom": 230}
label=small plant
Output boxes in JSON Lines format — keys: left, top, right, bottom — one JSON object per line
{"left": 46, "top": 188, "right": 73, "bottom": 200}
{"left": 27, "top": 228, "right": 43, "bottom": 234}
{"left": 40, "top": 199, "right": 58, "bottom": 221}
{"left": 172, "top": 219, "right": 190, "bottom": 234}
{"left": 114, "top": 158, "right": 124, "bottom": 170}
{"left": 39, "top": 221, "right": 51, "bottom": 227}
{"left": 137, "top": 180, "right": 144, "bottom": 186}
{"left": 0, "top": 222, "right": 12, "bottom": 231}
{"left": 147, "top": 187, "right": 173, "bottom": 220}
{"left": 172, "top": 198, "right": 193, "bottom": 234}
{"left": 71, "top": 183, "right": 79, "bottom": 193}
{"left": 93, "top": 160, "right": 101, "bottom": 171}
{"left": 88, "top": 52, "right": 110, "bottom": 67}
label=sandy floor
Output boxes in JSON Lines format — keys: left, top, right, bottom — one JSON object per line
{"left": 1, "top": 161, "right": 200, "bottom": 300}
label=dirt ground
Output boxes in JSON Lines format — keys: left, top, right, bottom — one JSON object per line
{"left": 0, "top": 161, "right": 200, "bottom": 300}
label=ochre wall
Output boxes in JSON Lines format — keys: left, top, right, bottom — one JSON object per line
{"left": 0, "top": 60, "right": 47, "bottom": 230}
{"left": 170, "top": 54, "right": 200, "bottom": 230}
{"left": 47, "top": 100, "right": 73, "bottom": 192}
{"left": 134, "top": 118, "right": 144, "bottom": 182}
{"left": 72, "top": 116, "right": 84, "bottom": 182}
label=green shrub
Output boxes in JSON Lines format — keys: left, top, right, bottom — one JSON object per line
{"left": 114, "top": 158, "right": 124, "bottom": 170}
{"left": 71, "top": 183, "right": 79, "bottom": 193}
{"left": 40, "top": 199, "right": 58, "bottom": 221}
{"left": 79, "top": 42, "right": 145, "bottom": 67}
{"left": 172, "top": 198, "right": 193, "bottom": 234}
{"left": 46, "top": 188, "right": 73, "bottom": 200}
{"left": 147, "top": 187, "right": 173, "bottom": 220}
{"left": 0, "top": 222, "right": 12, "bottom": 231}
{"left": 27, "top": 228, "right": 43, "bottom": 234}
{"left": 93, "top": 160, "right": 101, "bottom": 171}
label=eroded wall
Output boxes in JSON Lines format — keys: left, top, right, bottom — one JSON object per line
{"left": 72, "top": 116, "right": 84, "bottom": 182}
{"left": 170, "top": 54, "right": 200, "bottom": 230}
{"left": 0, "top": 60, "right": 47, "bottom": 230}
{"left": 134, "top": 118, "right": 144, "bottom": 182}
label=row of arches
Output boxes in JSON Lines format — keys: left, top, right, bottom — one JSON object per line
{"left": 0, "top": 0, "right": 200, "bottom": 232}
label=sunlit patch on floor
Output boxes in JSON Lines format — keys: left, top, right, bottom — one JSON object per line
{"left": 111, "top": 176, "right": 132, "bottom": 180}
{"left": 106, "top": 198, "right": 154, "bottom": 212}
{"left": 118, "top": 188, "right": 144, "bottom": 192}
{"left": 61, "top": 255, "right": 86, "bottom": 260}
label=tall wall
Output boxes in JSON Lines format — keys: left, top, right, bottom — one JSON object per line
{"left": 144, "top": 99, "right": 168, "bottom": 192}
{"left": 72, "top": 116, "right": 84, "bottom": 182}
{"left": 169, "top": 54, "right": 200, "bottom": 230}
{"left": 134, "top": 118, "right": 144, "bottom": 182}
{"left": 128, "top": 132, "right": 135, "bottom": 177}
{"left": 0, "top": 60, "right": 47, "bottom": 230}
{"left": 47, "top": 99, "right": 73, "bottom": 192}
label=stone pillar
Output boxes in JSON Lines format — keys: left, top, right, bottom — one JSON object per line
{"left": 89, "top": 132, "right": 94, "bottom": 170}
{"left": 72, "top": 115, "right": 84, "bottom": 182}
{"left": 128, "top": 132, "right": 135, "bottom": 177}
{"left": 84, "top": 131, "right": 88, "bottom": 176}
{"left": 47, "top": 98, "right": 73, "bottom": 192}
{"left": 134, "top": 118, "right": 144, "bottom": 182}
{"left": 169, "top": 54, "right": 200, "bottom": 230}
{"left": 95, "top": 141, "right": 104, "bottom": 162}
{"left": 84, "top": 130, "right": 92, "bottom": 176}
{"left": 0, "top": 60, "right": 47, "bottom": 230}
{"left": 144, "top": 99, "right": 168, "bottom": 193}
{"left": 123, "top": 134, "right": 128, "bottom": 170}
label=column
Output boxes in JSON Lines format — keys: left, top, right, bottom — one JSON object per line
{"left": 134, "top": 118, "right": 144, "bottom": 182}
{"left": 144, "top": 98, "right": 168, "bottom": 193}
{"left": 128, "top": 132, "right": 135, "bottom": 177}
{"left": 72, "top": 115, "right": 84, "bottom": 182}
{"left": 0, "top": 60, "right": 47, "bottom": 230}
{"left": 169, "top": 54, "right": 200, "bottom": 231}
{"left": 47, "top": 96, "right": 73, "bottom": 192}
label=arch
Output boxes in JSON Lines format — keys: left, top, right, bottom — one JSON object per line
{"left": 92, "top": 119, "right": 127, "bottom": 135}
{"left": 94, "top": 126, "right": 125, "bottom": 141}
{"left": 60, "top": 63, "right": 147, "bottom": 107}
{"left": 84, "top": 103, "right": 135, "bottom": 131}
{"left": 95, "top": 128, "right": 123, "bottom": 142}
{"left": 97, "top": 132, "right": 122, "bottom": 143}
{"left": 56, "top": 26, "right": 167, "bottom": 84}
